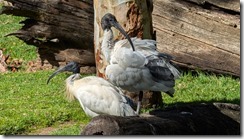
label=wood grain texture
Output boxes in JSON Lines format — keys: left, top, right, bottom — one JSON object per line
{"left": 152, "top": 0, "right": 240, "bottom": 76}
{"left": 186, "top": 0, "right": 240, "bottom": 12}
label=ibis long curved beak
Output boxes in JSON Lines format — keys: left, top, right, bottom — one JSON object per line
{"left": 47, "top": 61, "right": 79, "bottom": 84}
{"left": 47, "top": 67, "right": 66, "bottom": 84}
{"left": 111, "top": 21, "right": 135, "bottom": 51}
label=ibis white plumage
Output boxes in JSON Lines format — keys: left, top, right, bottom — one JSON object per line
{"left": 100, "top": 13, "right": 180, "bottom": 114}
{"left": 47, "top": 61, "right": 137, "bottom": 118}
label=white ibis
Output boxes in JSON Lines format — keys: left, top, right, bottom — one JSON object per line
{"left": 100, "top": 13, "right": 180, "bottom": 114}
{"left": 47, "top": 61, "right": 137, "bottom": 118}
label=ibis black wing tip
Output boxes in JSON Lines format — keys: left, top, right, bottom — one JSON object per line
{"left": 158, "top": 53, "right": 174, "bottom": 60}
{"left": 165, "top": 90, "right": 174, "bottom": 97}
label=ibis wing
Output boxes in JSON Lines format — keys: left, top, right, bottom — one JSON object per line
{"left": 158, "top": 53, "right": 173, "bottom": 61}
{"left": 145, "top": 53, "right": 180, "bottom": 82}
{"left": 105, "top": 64, "right": 145, "bottom": 90}
{"left": 113, "top": 37, "right": 157, "bottom": 57}
{"left": 146, "top": 63, "right": 175, "bottom": 81}
{"left": 76, "top": 81, "right": 136, "bottom": 117}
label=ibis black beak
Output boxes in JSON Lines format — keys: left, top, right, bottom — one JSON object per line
{"left": 47, "top": 61, "right": 80, "bottom": 84}
{"left": 111, "top": 21, "right": 135, "bottom": 51}
{"left": 47, "top": 66, "right": 66, "bottom": 84}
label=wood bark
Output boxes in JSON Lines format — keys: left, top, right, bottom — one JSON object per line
{"left": 82, "top": 103, "right": 240, "bottom": 135}
{"left": 1, "top": 0, "right": 240, "bottom": 76}
{"left": 93, "top": 0, "right": 162, "bottom": 108}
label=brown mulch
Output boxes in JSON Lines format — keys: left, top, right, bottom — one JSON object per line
{"left": 0, "top": 49, "right": 96, "bottom": 73}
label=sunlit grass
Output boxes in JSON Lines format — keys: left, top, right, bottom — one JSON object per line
{"left": 163, "top": 71, "right": 240, "bottom": 106}
{"left": 0, "top": 10, "right": 38, "bottom": 63}
{"left": 0, "top": 70, "right": 240, "bottom": 135}
{"left": 0, "top": 71, "right": 91, "bottom": 135}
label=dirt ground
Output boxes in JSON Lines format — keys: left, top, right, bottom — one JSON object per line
{"left": 27, "top": 121, "right": 85, "bottom": 135}
{"left": 26, "top": 58, "right": 96, "bottom": 74}
{"left": 0, "top": 52, "right": 96, "bottom": 74}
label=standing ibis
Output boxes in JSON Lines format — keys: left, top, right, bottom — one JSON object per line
{"left": 100, "top": 13, "right": 180, "bottom": 114}
{"left": 47, "top": 61, "right": 137, "bottom": 118}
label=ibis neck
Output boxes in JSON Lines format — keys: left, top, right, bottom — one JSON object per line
{"left": 65, "top": 73, "right": 80, "bottom": 101}
{"left": 66, "top": 73, "right": 81, "bottom": 85}
{"left": 101, "top": 29, "right": 114, "bottom": 63}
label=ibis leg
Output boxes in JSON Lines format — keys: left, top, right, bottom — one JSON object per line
{"left": 136, "top": 91, "right": 143, "bottom": 115}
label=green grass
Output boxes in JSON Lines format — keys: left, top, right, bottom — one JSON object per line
{"left": 0, "top": 71, "right": 91, "bottom": 135}
{"left": 163, "top": 71, "right": 240, "bottom": 106}
{"left": 0, "top": 10, "right": 38, "bottom": 64}
{"left": 0, "top": 70, "right": 240, "bottom": 135}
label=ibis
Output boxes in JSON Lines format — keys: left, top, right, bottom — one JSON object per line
{"left": 100, "top": 13, "right": 180, "bottom": 114}
{"left": 47, "top": 61, "right": 137, "bottom": 118}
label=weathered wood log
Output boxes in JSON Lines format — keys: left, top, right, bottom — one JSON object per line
{"left": 1, "top": 0, "right": 240, "bottom": 76}
{"left": 1, "top": 0, "right": 95, "bottom": 68}
{"left": 185, "top": 0, "right": 240, "bottom": 12}
{"left": 152, "top": 0, "right": 240, "bottom": 76}
{"left": 82, "top": 103, "right": 240, "bottom": 135}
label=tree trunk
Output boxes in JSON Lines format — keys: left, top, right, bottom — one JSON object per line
{"left": 82, "top": 103, "right": 240, "bottom": 135}
{"left": 93, "top": 0, "right": 162, "bottom": 108}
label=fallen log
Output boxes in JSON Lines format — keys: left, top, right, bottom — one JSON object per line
{"left": 82, "top": 103, "right": 240, "bottom": 135}
{"left": 1, "top": 0, "right": 95, "bottom": 67}
{"left": 152, "top": 0, "right": 240, "bottom": 76}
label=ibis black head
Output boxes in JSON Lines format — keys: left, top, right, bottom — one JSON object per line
{"left": 47, "top": 61, "right": 80, "bottom": 84}
{"left": 101, "top": 13, "right": 135, "bottom": 51}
